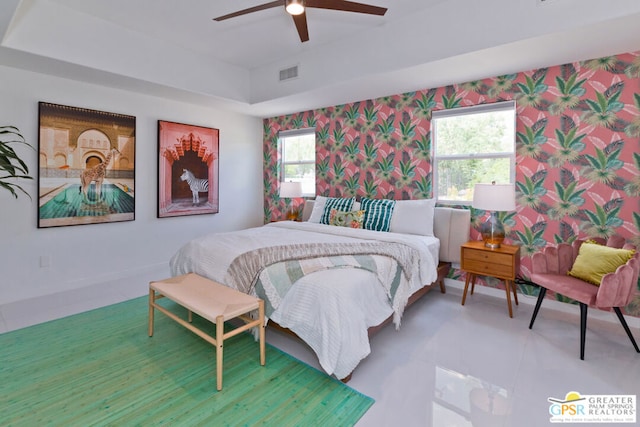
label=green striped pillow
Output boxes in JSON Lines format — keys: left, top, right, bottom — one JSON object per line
{"left": 320, "top": 197, "right": 355, "bottom": 224}
{"left": 361, "top": 198, "right": 396, "bottom": 232}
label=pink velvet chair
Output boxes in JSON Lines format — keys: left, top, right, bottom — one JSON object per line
{"left": 528, "top": 236, "right": 640, "bottom": 360}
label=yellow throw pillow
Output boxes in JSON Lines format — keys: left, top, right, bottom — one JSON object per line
{"left": 567, "top": 242, "right": 635, "bottom": 285}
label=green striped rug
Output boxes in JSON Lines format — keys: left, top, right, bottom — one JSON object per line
{"left": 1, "top": 297, "right": 373, "bottom": 426}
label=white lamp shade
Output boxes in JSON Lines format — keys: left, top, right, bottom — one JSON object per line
{"left": 279, "top": 181, "right": 303, "bottom": 198}
{"left": 472, "top": 183, "right": 516, "bottom": 212}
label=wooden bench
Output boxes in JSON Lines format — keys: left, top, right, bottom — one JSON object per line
{"left": 148, "top": 273, "right": 265, "bottom": 391}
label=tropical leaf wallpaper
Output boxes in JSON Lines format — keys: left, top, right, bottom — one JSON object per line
{"left": 263, "top": 51, "right": 640, "bottom": 317}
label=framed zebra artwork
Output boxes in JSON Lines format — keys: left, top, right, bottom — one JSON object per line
{"left": 37, "top": 102, "right": 136, "bottom": 228}
{"left": 157, "top": 120, "right": 219, "bottom": 218}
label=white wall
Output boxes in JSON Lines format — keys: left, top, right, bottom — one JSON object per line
{"left": 0, "top": 65, "right": 263, "bottom": 305}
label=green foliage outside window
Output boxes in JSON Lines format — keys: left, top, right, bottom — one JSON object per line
{"left": 280, "top": 130, "right": 316, "bottom": 196}
{"left": 433, "top": 106, "right": 515, "bottom": 203}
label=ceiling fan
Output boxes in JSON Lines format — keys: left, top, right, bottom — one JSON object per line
{"left": 213, "top": 0, "right": 387, "bottom": 43}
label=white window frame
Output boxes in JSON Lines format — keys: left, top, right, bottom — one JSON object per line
{"left": 431, "top": 100, "right": 516, "bottom": 205}
{"left": 278, "top": 128, "right": 316, "bottom": 197}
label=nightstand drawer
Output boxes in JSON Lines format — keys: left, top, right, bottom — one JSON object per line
{"left": 463, "top": 259, "right": 514, "bottom": 278}
{"left": 463, "top": 248, "right": 513, "bottom": 266}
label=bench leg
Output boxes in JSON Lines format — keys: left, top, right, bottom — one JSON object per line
{"left": 259, "top": 300, "right": 266, "bottom": 366}
{"left": 148, "top": 288, "right": 155, "bottom": 337}
{"left": 216, "top": 314, "right": 224, "bottom": 391}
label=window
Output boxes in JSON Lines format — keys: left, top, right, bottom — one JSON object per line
{"left": 431, "top": 101, "right": 516, "bottom": 204}
{"left": 279, "top": 128, "right": 316, "bottom": 197}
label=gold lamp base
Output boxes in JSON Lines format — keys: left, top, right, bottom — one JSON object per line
{"left": 480, "top": 211, "right": 505, "bottom": 248}
{"left": 286, "top": 209, "right": 298, "bottom": 221}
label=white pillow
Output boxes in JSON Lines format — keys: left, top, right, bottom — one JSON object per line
{"left": 307, "top": 196, "right": 327, "bottom": 223}
{"left": 307, "top": 196, "right": 360, "bottom": 223}
{"left": 389, "top": 199, "right": 436, "bottom": 236}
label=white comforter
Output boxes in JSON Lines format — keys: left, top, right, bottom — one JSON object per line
{"left": 170, "top": 221, "right": 440, "bottom": 378}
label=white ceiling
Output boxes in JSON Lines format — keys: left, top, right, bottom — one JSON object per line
{"left": 1, "top": 0, "right": 640, "bottom": 118}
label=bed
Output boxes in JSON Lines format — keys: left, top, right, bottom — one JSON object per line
{"left": 170, "top": 198, "right": 470, "bottom": 380}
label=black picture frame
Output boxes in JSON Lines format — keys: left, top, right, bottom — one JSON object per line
{"left": 37, "top": 102, "right": 136, "bottom": 228}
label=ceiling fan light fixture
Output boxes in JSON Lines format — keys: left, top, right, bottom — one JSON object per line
{"left": 285, "top": 0, "right": 305, "bottom": 15}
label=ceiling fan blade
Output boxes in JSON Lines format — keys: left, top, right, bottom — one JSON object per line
{"left": 292, "top": 12, "right": 310, "bottom": 42}
{"left": 213, "top": 0, "right": 283, "bottom": 21}
{"left": 306, "top": 0, "right": 387, "bottom": 16}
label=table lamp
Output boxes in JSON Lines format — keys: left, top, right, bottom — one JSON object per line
{"left": 279, "top": 181, "right": 303, "bottom": 221}
{"left": 472, "top": 182, "right": 516, "bottom": 248}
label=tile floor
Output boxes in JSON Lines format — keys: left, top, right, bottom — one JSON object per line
{"left": 1, "top": 271, "right": 639, "bottom": 427}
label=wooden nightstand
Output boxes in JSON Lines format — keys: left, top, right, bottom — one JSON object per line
{"left": 460, "top": 241, "right": 521, "bottom": 318}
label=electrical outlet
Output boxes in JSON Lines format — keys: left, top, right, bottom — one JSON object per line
{"left": 39, "top": 255, "right": 51, "bottom": 268}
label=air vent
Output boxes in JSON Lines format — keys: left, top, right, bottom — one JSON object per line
{"left": 279, "top": 65, "right": 299, "bottom": 82}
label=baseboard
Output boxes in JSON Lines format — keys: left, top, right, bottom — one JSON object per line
{"left": 444, "top": 278, "right": 640, "bottom": 330}
{"left": 2, "top": 262, "right": 170, "bottom": 307}
{"left": 65, "top": 262, "right": 169, "bottom": 289}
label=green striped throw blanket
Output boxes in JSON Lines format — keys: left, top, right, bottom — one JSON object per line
{"left": 254, "top": 255, "right": 403, "bottom": 317}
{"left": 224, "top": 241, "right": 419, "bottom": 326}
